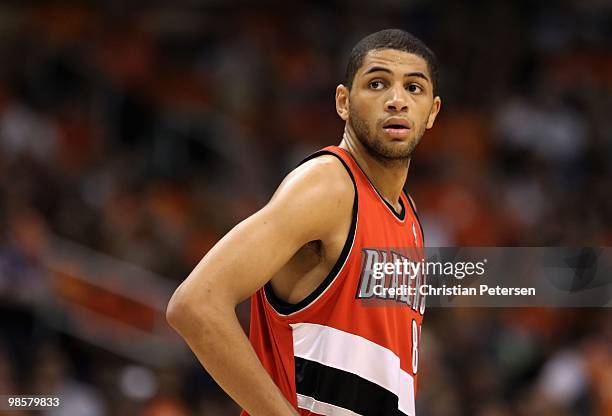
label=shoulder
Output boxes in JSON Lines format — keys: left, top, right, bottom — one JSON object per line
{"left": 291, "top": 153, "right": 354, "bottom": 190}
{"left": 272, "top": 154, "right": 355, "bottom": 207}
{"left": 263, "top": 154, "right": 355, "bottom": 240}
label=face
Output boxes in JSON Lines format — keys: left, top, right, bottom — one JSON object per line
{"left": 336, "top": 49, "right": 441, "bottom": 163}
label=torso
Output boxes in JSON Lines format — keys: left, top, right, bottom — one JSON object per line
{"left": 244, "top": 146, "right": 425, "bottom": 416}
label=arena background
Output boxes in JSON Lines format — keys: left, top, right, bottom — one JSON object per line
{"left": 0, "top": 1, "right": 611, "bottom": 415}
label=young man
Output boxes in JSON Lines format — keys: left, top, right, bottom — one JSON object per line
{"left": 167, "top": 29, "right": 441, "bottom": 416}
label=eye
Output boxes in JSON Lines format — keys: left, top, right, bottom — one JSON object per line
{"left": 368, "top": 80, "right": 386, "bottom": 90}
{"left": 407, "top": 83, "right": 423, "bottom": 94}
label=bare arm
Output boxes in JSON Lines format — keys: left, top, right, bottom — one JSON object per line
{"left": 166, "top": 156, "right": 353, "bottom": 416}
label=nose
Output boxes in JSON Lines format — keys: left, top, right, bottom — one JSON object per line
{"left": 385, "top": 84, "right": 408, "bottom": 113}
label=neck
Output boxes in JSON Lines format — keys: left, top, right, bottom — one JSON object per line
{"left": 339, "top": 127, "right": 410, "bottom": 212}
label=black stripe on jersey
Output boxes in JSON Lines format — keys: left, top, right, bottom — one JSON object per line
{"left": 342, "top": 151, "right": 406, "bottom": 221}
{"left": 263, "top": 150, "right": 358, "bottom": 315}
{"left": 334, "top": 147, "right": 405, "bottom": 221}
{"left": 295, "top": 357, "right": 408, "bottom": 416}
{"left": 404, "top": 192, "right": 425, "bottom": 246}
{"left": 382, "top": 194, "right": 406, "bottom": 221}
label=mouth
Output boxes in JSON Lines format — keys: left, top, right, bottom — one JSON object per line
{"left": 382, "top": 119, "right": 411, "bottom": 138}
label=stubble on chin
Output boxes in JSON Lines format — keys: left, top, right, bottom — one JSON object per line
{"left": 349, "top": 110, "right": 423, "bottom": 166}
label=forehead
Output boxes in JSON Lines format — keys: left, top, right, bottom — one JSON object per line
{"left": 358, "top": 48, "right": 430, "bottom": 78}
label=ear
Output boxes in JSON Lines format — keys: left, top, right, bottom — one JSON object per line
{"left": 335, "top": 84, "right": 350, "bottom": 121}
{"left": 426, "top": 96, "right": 441, "bottom": 129}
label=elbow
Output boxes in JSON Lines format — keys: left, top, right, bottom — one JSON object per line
{"left": 166, "top": 286, "right": 196, "bottom": 333}
{"left": 165, "top": 282, "right": 223, "bottom": 335}
{"left": 166, "top": 293, "right": 180, "bottom": 329}
{"left": 166, "top": 290, "right": 183, "bottom": 331}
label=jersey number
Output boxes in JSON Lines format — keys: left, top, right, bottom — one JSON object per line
{"left": 411, "top": 319, "right": 421, "bottom": 374}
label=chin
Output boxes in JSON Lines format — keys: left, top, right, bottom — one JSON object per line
{"left": 374, "top": 146, "right": 414, "bottom": 161}
{"left": 382, "top": 141, "right": 416, "bottom": 156}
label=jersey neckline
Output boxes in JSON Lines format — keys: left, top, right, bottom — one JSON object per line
{"left": 335, "top": 147, "right": 406, "bottom": 223}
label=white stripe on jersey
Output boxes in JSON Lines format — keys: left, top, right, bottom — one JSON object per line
{"left": 290, "top": 323, "right": 415, "bottom": 416}
{"left": 297, "top": 394, "right": 362, "bottom": 416}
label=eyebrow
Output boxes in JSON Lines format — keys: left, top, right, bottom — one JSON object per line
{"left": 363, "top": 66, "right": 430, "bottom": 83}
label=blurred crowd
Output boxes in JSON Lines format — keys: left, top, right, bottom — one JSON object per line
{"left": 0, "top": 1, "right": 611, "bottom": 415}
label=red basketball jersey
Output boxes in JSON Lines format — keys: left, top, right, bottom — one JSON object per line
{"left": 242, "top": 146, "right": 425, "bottom": 416}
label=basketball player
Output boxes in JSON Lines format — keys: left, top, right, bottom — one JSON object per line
{"left": 167, "top": 29, "right": 441, "bottom": 416}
